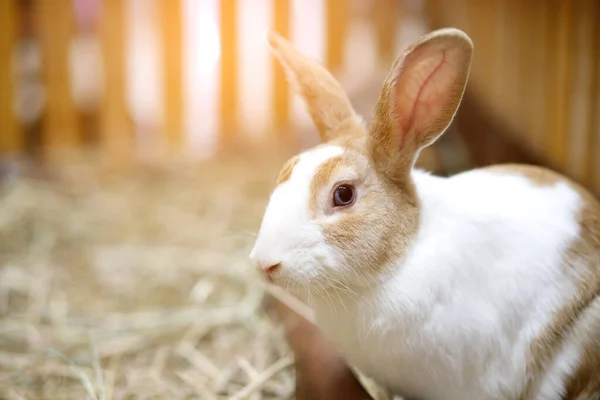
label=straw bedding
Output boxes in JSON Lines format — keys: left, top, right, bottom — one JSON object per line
{"left": 0, "top": 147, "right": 303, "bottom": 400}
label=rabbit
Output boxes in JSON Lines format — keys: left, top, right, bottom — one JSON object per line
{"left": 249, "top": 27, "right": 600, "bottom": 400}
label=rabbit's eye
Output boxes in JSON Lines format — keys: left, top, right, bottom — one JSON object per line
{"left": 333, "top": 184, "right": 355, "bottom": 207}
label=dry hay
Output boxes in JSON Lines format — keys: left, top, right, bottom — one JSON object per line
{"left": 0, "top": 147, "right": 301, "bottom": 400}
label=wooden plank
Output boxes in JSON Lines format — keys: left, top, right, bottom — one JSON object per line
{"left": 587, "top": 1, "right": 600, "bottom": 194}
{"left": 545, "top": 0, "right": 574, "bottom": 170}
{"left": 565, "top": 0, "right": 595, "bottom": 181}
{"left": 525, "top": 0, "right": 549, "bottom": 154}
{"left": 99, "top": 0, "right": 133, "bottom": 160}
{"left": 325, "top": 0, "right": 348, "bottom": 73}
{"left": 160, "top": 0, "right": 183, "bottom": 150}
{"left": 371, "top": 0, "right": 401, "bottom": 65}
{"left": 219, "top": 0, "right": 238, "bottom": 148}
{"left": 464, "top": 0, "right": 496, "bottom": 108}
{"left": 0, "top": 0, "right": 21, "bottom": 153}
{"left": 492, "top": 0, "right": 512, "bottom": 130}
{"left": 514, "top": 0, "right": 531, "bottom": 151}
{"left": 35, "top": 0, "right": 80, "bottom": 155}
{"left": 272, "top": 0, "right": 290, "bottom": 135}
{"left": 501, "top": 0, "right": 522, "bottom": 138}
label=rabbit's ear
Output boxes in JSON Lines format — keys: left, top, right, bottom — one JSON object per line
{"left": 267, "top": 31, "right": 359, "bottom": 142}
{"left": 368, "top": 28, "right": 473, "bottom": 182}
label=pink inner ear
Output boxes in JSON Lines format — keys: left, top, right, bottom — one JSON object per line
{"left": 394, "top": 45, "right": 460, "bottom": 145}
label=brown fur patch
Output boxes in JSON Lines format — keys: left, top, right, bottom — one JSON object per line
{"left": 561, "top": 304, "right": 600, "bottom": 400}
{"left": 483, "top": 164, "right": 563, "bottom": 187}
{"left": 277, "top": 155, "right": 301, "bottom": 185}
{"left": 314, "top": 149, "right": 420, "bottom": 287}
{"left": 483, "top": 164, "right": 600, "bottom": 400}
{"left": 321, "top": 184, "right": 418, "bottom": 285}
{"left": 309, "top": 155, "right": 344, "bottom": 214}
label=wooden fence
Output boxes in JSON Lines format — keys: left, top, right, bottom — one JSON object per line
{"left": 425, "top": 0, "right": 600, "bottom": 194}
{"left": 4, "top": 0, "right": 598, "bottom": 196}
{"left": 0, "top": 0, "right": 407, "bottom": 163}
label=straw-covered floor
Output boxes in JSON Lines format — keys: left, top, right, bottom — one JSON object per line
{"left": 0, "top": 146, "right": 309, "bottom": 400}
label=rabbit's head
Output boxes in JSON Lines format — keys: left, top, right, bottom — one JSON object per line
{"left": 250, "top": 28, "right": 473, "bottom": 291}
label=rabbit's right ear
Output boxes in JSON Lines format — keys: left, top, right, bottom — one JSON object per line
{"left": 368, "top": 28, "right": 473, "bottom": 183}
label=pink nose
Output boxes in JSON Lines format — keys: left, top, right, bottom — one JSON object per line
{"left": 256, "top": 262, "right": 281, "bottom": 281}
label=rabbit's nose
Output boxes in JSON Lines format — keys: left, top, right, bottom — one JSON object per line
{"left": 253, "top": 260, "right": 282, "bottom": 282}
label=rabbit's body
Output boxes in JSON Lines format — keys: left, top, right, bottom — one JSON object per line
{"left": 311, "top": 164, "right": 600, "bottom": 400}
{"left": 251, "top": 28, "right": 600, "bottom": 399}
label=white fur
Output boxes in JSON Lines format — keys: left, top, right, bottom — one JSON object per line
{"left": 250, "top": 145, "right": 343, "bottom": 285}
{"left": 309, "top": 169, "right": 585, "bottom": 400}
{"left": 255, "top": 163, "right": 588, "bottom": 400}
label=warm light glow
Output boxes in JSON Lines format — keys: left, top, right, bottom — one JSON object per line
{"left": 183, "top": 0, "right": 220, "bottom": 158}
{"left": 125, "top": 0, "right": 164, "bottom": 141}
{"left": 290, "top": 0, "right": 325, "bottom": 143}
{"left": 195, "top": 13, "right": 221, "bottom": 76}
{"left": 238, "top": 0, "right": 271, "bottom": 138}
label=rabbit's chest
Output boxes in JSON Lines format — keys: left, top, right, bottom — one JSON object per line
{"left": 312, "top": 294, "right": 524, "bottom": 400}
{"left": 312, "top": 301, "right": 465, "bottom": 400}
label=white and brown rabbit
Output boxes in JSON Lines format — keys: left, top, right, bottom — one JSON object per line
{"left": 249, "top": 27, "right": 600, "bottom": 400}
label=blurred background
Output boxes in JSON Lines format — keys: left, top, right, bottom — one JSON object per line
{"left": 0, "top": 0, "right": 599, "bottom": 399}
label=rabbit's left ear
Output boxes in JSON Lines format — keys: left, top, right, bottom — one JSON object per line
{"left": 368, "top": 28, "right": 473, "bottom": 183}
{"left": 267, "top": 31, "right": 359, "bottom": 143}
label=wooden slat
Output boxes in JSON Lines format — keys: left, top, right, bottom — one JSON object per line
{"left": 464, "top": 0, "right": 487, "bottom": 96}
{"left": 35, "top": 0, "right": 80, "bottom": 155}
{"left": 489, "top": 0, "right": 507, "bottom": 121}
{"left": 566, "top": 0, "right": 596, "bottom": 181}
{"left": 160, "top": 0, "right": 183, "bottom": 150}
{"left": 99, "top": 0, "right": 132, "bottom": 160}
{"left": 0, "top": 0, "right": 21, "bottom": 153}
{"left": 371, "top": 0, "right": 401, "bottom": 65}
{"left": 219, "top": 0, "right": 238, "bottom": 148}
{"left": 545, "top": 0, "right": 574, "bottom": 170}
{"left": 325, "top": 0, "right": 348, "bottom": 73}
{"left": 500, "top": 0, "right": 521, "bottom": 137}
{"left": 514, "top": 0, "right": 533, "bottom": 152}
{"left": 587, "top": 1, "right": 600, "bottom": 193}
{"left": 272, "top": 0, "right": 290, "bottom": 135}
{"left": 422, "top": 0, "right": 441, "bottom": 27}
{"left": 487, "top": 0, "right": 511, "bottom": 130}
{"left": 526, "top": 1, "right": 549, "bottom": 154}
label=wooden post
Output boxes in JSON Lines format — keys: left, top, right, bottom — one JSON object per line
{"left": 464, "top": 0, "right": 496, "bottom": 110}
{"left": 524, "top": 1, "right": 549, "bottom": 154}
{"left": 0, "top": 0, "right": 21, "bottom": 154}
{"left": 99, "top": 0, "right": 132, "bottom": 162}
{"left": 325, "top": 0, "right": 348, "bottom": 73}
{"left": 272, "top": 0, "right": 290, "bottom": 138}
{"left": 35, "top": 0, "right": 80, "bottom": 157}
{"left": 71, "top": 0, "right": 103, "bottom": 149}
{"left": 219, "top": 0, "right": 238, "bottom": 149}
{"left": 499, "top": 0, "right": 521, "bottom": 137}
{"left": 586, "top": 1, "right": 600, "bottom": 193}
{"left": 545, "top": 0, "right": 574, "bottom": 170}
{"left": 371, "top": 0, "right": 400, "bottom": 66}
{"left": 160, "top": 0, "right": 183, "bottom": 152}
{"left": 565, "top": 0, "right": 596, "bottom": 181}
{"left": 514, "top": 1, "right": 532, "bottom": 152}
